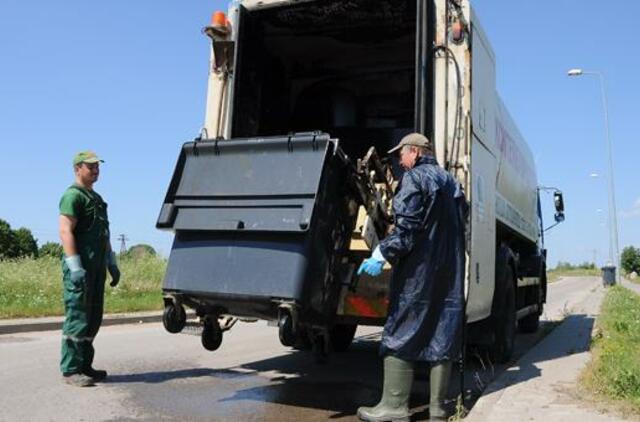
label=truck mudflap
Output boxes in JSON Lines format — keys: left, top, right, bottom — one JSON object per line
{"left": 157, "top": 132, "right": 356, "bottom": 323}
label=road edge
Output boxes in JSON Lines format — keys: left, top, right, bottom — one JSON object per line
{"left": 0, "top": 311, "right": 165, "bottom": 335}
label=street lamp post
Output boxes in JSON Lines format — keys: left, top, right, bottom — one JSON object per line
{"left": 568, "top": 68, "right": 620, "bottom": 281}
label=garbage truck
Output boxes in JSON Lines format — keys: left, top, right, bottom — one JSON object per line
{"left": 156, "top": 0, "right": 565, "bottom": 362}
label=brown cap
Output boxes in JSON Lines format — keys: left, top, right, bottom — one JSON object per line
{"left": 387, "top": 133, "right": 432, "bottom": 154}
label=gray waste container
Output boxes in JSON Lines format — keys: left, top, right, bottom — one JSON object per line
{"left": 602, "top": 265, "right": 616, "bottom": 286}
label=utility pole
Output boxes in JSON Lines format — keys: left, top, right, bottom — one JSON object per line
{"left": 117, "top": 234, "right": 129, "bottom": 255}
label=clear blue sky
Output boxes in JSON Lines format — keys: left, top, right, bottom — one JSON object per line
{"left": 0, "top": 0, "right": 638, "bottom": 266}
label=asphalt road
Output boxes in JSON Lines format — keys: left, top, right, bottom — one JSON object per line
{"left": 0, "top": 276, "right": 601, "bottom": 422}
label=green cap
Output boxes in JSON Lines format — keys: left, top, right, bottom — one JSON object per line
{"left": 72, "top": 151, "right": 104, "bottom": 166}
{"left": 388, "top": 133, "right": 432, "bottom": 154}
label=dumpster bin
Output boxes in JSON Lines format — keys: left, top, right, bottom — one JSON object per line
{"left": 156, "top": 132, "right": 373, "bottom": 355}
{"left": 602, "top": 264, "right": 616, "bottom": 286}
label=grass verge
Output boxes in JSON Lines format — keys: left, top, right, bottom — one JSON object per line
{"left": 0, "top": 254, "right": 166, "bottom": 319}
{"left": 580, "top": 285, "right": 640, "bottom": 415}
{"left": 547, "top": 268, "right": 600, "bottom": 283}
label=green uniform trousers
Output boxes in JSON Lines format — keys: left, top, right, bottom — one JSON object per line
{"left": 60, "top": 262, "right": 106, "bottom": 374}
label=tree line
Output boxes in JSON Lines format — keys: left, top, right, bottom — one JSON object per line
{"left": 0, "top": 218, "right": 156, "bottom": 260}
{"left": 0, "top": 218, "right": 61, "bottom": 259}
{"left": 554, "top": 247, "right": 640, "bottom": 275}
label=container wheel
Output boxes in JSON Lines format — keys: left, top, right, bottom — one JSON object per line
{"left": 330, "top": 324, "right": 357, "bottom": 352}
{"left": 162, "top": 303, "right": 186, "bottom": 334}
{"left": 202, "top": 317, "right": 223, "bottom": 351}
{"left": 278, "top": 313, "right": 295, "bottom": 347}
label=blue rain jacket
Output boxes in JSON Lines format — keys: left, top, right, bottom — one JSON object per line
{"left": 379, "top": 155, "right": 467, "bottom": 362}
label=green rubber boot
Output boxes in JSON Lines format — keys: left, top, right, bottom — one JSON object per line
{"left": 429, "top": 361, "right": 452, "bottom": 421}
{"left": 357, "top": 355, "right": 413, "bottom": 422}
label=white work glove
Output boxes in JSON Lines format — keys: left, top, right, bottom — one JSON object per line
{"left": 106, "top": 251, "right": 121, "bottom": 287}
{"left": 64, "top": 255, "right": 86, "bottom": 289}
{"left": 371, "top": 245, "right": 387, "bottom": 263}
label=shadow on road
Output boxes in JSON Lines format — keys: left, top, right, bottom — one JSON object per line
{"left": 104, "top": 316, "right": 594, "bottom": 421}
{"left": 472, "top": 313, "right": 596, "bottom": 402}
{"left": 107, "top": 368, "right": 218, "bottom": 384}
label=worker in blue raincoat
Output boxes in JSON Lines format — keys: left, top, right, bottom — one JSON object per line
{"left": 357, "top": 133, "right": 467, "bottom": 422}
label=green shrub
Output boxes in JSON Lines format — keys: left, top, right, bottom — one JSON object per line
{"left": 621, "top": 246, "right": 640, "bottom": 274}
{"left": 123, "top": 243, "right": 156, "bottom": 259}
{"left": 39, "top": 242, "right": 64, "bottom": 258}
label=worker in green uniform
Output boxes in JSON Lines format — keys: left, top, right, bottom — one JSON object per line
{"left": 58, "top": 151, "right": 121, "bottom": 387}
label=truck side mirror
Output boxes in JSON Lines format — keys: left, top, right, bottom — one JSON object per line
{"left": 553, "top": 191, "right": 565, "bottom": 222}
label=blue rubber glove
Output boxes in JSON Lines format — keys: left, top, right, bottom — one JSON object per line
{"left": 358, "top": 258, "right": 384, "bottom": 277}
{"left": 107, "top": 251, "right": 121, "bottom": 287}
{"left": 358, "top": 246, "right": 386, "bottom": 277}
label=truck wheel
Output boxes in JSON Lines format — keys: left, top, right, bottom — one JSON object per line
{"left": 330, "top": 324, "right": 357, "bottom": 352}
{"left": 162, "top": 303, "right": 186, "bottom": 334}
{"left": 278, "top": 313, "right": 296, "bottom": 347}
{"left": 201, "top": 317, "right": 223, "bottom": 351}
{"left": 490, "top": 266, "right": 516, "bottom": 363}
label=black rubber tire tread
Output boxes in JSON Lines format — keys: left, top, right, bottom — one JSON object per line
{"left": 162, "top": 304, "right": 186, "bottom": 334}
{"left": 278, "top": 313, "right": 295, "bottom": 347}
{"left": 490, "top": 266, "right": 516, "bottom": 363}
{"left": 201, "top": 319, "right": 223, "bottom": 351}
{"left": 518, "top": 309, "right": 540, "bottom": 333}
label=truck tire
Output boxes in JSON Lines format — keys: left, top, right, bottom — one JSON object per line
{"left": 490, "top": 266, "right": 516, "bottom": 363}
{"left": 162, "top": 303, "right": 186, "bottom": 334}
{"left": 518, "top": 309, "right": 540, "bottom": 333}
{"left": 518, "top": 276, "right": 542, "bottom": 333}
{"left": 330, "top": 324, "right": 357, "bottom": 352}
